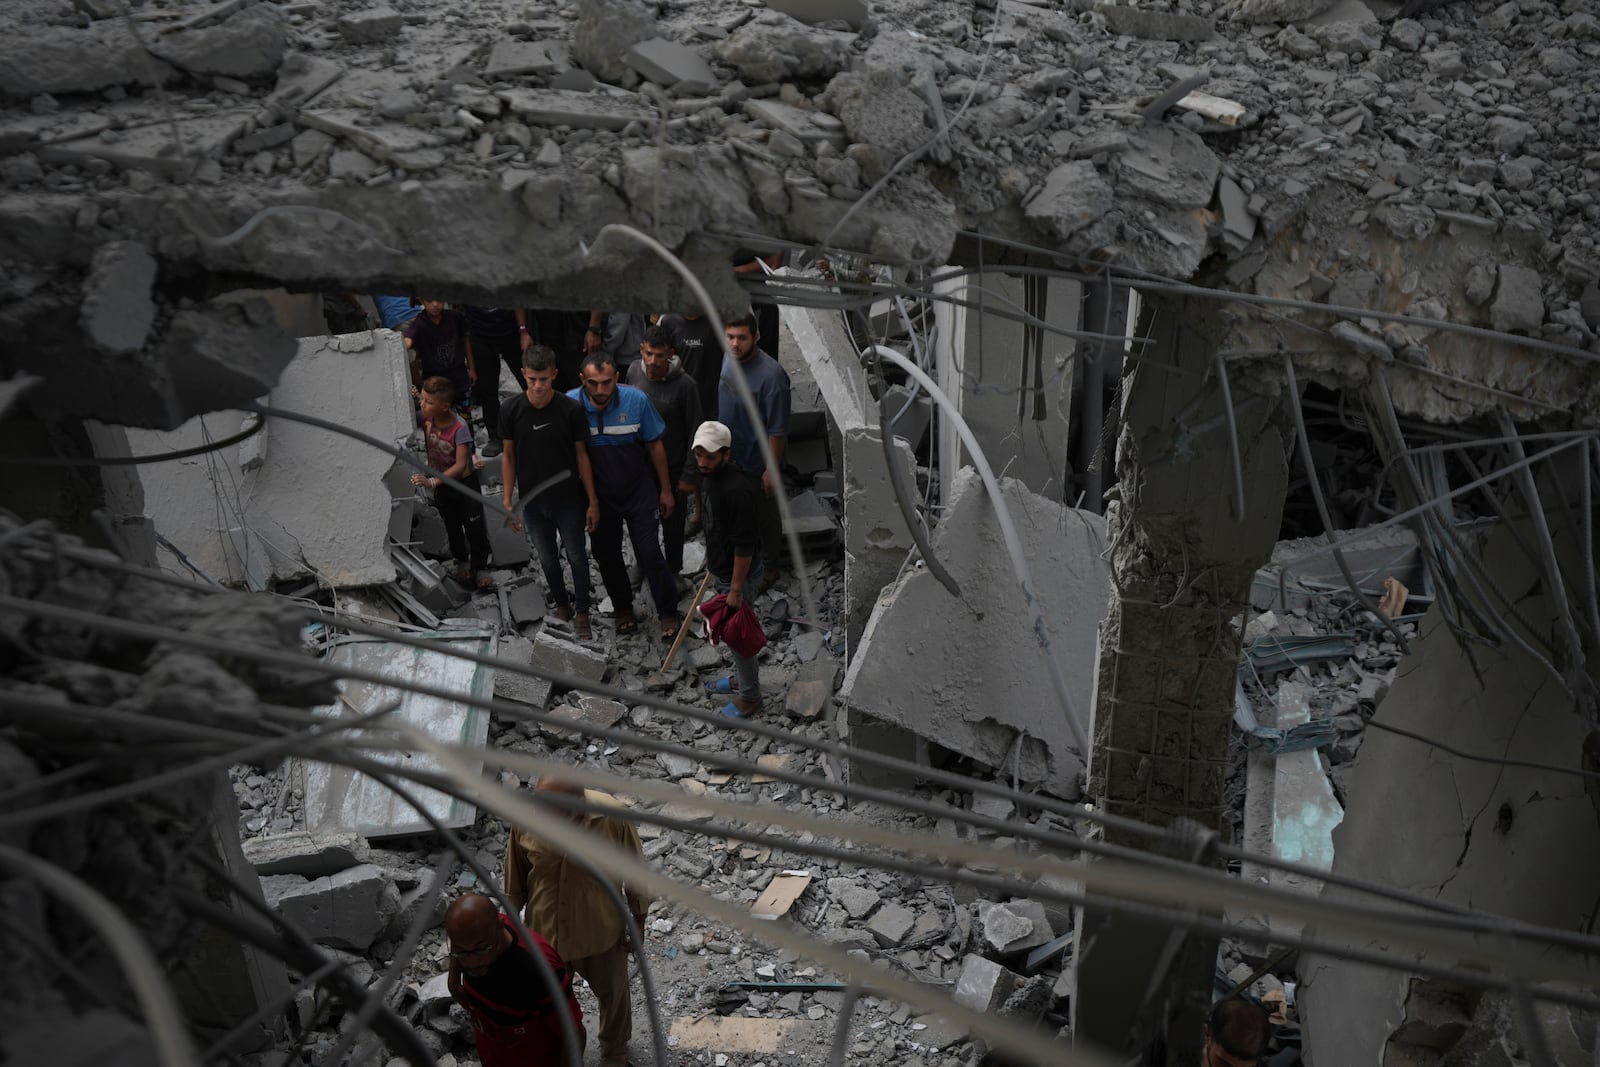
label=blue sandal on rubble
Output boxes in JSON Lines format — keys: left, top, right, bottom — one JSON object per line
{"left": 705, "top": 676, "right": 736, "bottom": 695}
{"left": 720, "top": 701, "right": 760, "bottom": 719}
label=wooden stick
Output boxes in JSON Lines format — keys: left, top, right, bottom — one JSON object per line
{"left": 661, "top": 570, "right": 715, "bottom": 672}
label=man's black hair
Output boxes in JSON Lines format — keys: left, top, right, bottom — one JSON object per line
{"left": 724, "top": 310, "right": 759, "bottom": 335}
{"left": 1209, "top": 998, "right": 1270, "bottom": 1061}
{"left": 522, "top": 344, "right": 557, "bottom": 373}
{"left": 579, "top": 352, "right": 617, "bottom": 376}
{"left": 642, "top": 324, "right": 676, "bottom": 349}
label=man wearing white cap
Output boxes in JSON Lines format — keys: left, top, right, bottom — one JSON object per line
{"left": 691, "top": 420, "right": 765, "bottom": 718}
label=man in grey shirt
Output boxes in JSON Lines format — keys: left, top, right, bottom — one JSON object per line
{"left": 627, "top": 324, "right": 703, "bottom": 578}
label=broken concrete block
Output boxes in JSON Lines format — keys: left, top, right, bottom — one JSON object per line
{"left": 507, "top": 582, "right": 546, "bottom": 625}
{"left": 657, "top": 751, "right": 697, "bottom": 777}
{"left": 414, "top": 970, "right": 452, "bottom": 1008}
{"left": 764, "top": 0, "right": 867, "bottom": 27}
{"left": 1025, "top": 161, "right": 1114, "bottom": 242}
{"left": 0, "top": 24, "right": 175, "bottom": 97}
{"left": 532, "top": 629, "right": 607, "bottom": 683}
{"left": 1217, "top": 175, "right": 1256, "bottom": 242}
{"left": 784, "top": 657, "right": 838, "bottom": 719}
{"left": 387, "top": 882, "right": 448, "bottom": 940}
{"left": 953, "top": 954, "right": 1021, "bottom": 1014}
{"left": 550, "top": 694, "right": 628, "bottom": 732}
{"left": 866, "top": 901, "right": 915, "bottom": 947}
{"left": 910, "top": 1013, "right": 969, "bottom": 1051}
{"left": 336, "top": 7, "right": 404, "bottom": 45}
{"left": 716, "top": 22, "right": 854, "bottom": 85}
{"left": 485, "top": 39, "right": 568, "bottom": 79}
{"left": 486, "top": 514, "right": 531, "bottom": 568}
{"left": 1115, "top": 126, "right": 1220, "bottom": 209}
{"left": 838, "top": 884, "right": 880, "bottom": 920}
{"left": 242, "top": 830, "right": 368, "bottom": 878}
{"left": 491, "top": 635, "right": 554, "bottom": 709}
{"left": 150, "top": 4, "right": 287, "bottom": 81}
{"left": 625, "top": 37, "right": 716, "bottom": 92}
{"left": 791, "top": 630, "right": 825, "bottom": 662}
{"left": 80, "top": 241, "right": 156, "bottom": 357}
{"left": 572, "top": 0, "right": 655, "bottom": 83}
{"left": 983, "top": 900, "right": 1055, "bottom": 957}
{"left": 980, "top": 901, "right": 1035, "bottom": 953}
{"left": 841, "top": 471, "right": 1108, "bottom": 798}
{"left": 496, "top": 88, "right": 654, "bottom": 131}
{"left": 1490, "top": 265, "right": 1544, "bottom": 334}
{"left": 261, "top": 863, "right": 401, "bottom": 951}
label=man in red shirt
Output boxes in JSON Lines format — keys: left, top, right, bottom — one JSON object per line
{"left": 445, "top": 893, "right": 586, "bottom": 1067}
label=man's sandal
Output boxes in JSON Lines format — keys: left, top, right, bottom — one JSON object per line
{"left": 705, "top": 676, "right": 736, "bottom": 695}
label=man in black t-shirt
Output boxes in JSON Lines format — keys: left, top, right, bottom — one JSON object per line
{"left": 500, "top": 346, "right": 600, "bottom": 640}
{"left": 659, "top": 312, "right": 722, "bottom": 428}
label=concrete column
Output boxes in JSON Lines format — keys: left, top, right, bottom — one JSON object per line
{"left": 781, "top": 304, "right": 916, "bottom": 657}
{"left": 1075, "top": 296, "right": 1290, "bottom": 1061}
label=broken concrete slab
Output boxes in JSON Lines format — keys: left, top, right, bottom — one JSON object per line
{"left": 981, "top": 899, "right": 1055, "bottom": 957}
{"left": 1300, "top": 515, "right": 1600, "bottom": 1062}
{"left": 298, "top": 109, "right": 448, "bottom": 171}
{"left": 0, "top": 24, "right": 175, "bottom": 98}
{"left": 763, "top": 0, "right": 867, "bottom": 27}
{"left": 953, "top": 954, "right": 1021, "bottom": 1014}
{"left": 507, "top": 582, "right": 546, "bottom": 625}
{"left": 127, "top": 330, "right": 407, "bottom": 587}
{"left": 841, "top": 469, "right": 1108, "bottom": 798}
{"left": 1115, "top": 125, "right": 1221, "bottom": 208}
{"left": 549, "top": 694, "right": 628, "bottom": 732}
{"left": 485, "top": 39, "right": 569, "bottom": 79}
{"left": 573, "top": 0, "right": 656, "bottom": 84}
{"left": 744, "top": 99, "right": 847, "bottom": 149}
{"left": 1026, "top": 161, "right": 1115, "bottom": 241}
{"left": 486, "top": 515, "right": 532, "bottom": 568}
{"left": 149, "top": 4, "right": 287, "bottom": 81}
{"left": 1490, "top": 264, "right": 1544, "bottom": 334}
{"left": 532, "top": 629, "right": 608, "bottom": 684}
{"left": 80, "top": 241, "right": 156, "bottom": 356}
{"left": 866, "top": 901, "right": 915, "bottom": 947}
{"left": 261, "top": 863, "right": 401, "bottom": 951}
{"left": 335, "top": 8, "right": 405, "bottom": 45}
{"left": 715, "top": 21, "right": 855, "bottom": 85}
{"left": 624, "top": 38, "right": 717, "bottom": 93}
{"left": 496, "top": 88, "right": 653, "bottom": 131}
{"left": 242, "top": 830, "right": 369, "bottom": 878}
{"left": 303, "top": 630, "right": 495, "bottom": 838}
{"left": 490, "top": 634, "right": 554, "bottom": 709}
{"left": 38, "top": 110, "right": 249, "bottom": 179}
{"left": 267, "top": 52, "right": 343, "bottom": 111}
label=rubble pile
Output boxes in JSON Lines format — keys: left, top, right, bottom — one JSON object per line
{"left": 1, "top": 0, "right": 1597, "bottom": 430}
{"left": 229, "top": 545, "right": 1093, "bottom": 1064}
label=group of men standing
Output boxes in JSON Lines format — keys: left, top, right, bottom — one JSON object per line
{"left": 399, "top": 298, "right": 790, "bottom": 674}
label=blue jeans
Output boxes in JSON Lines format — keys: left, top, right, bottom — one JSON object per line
{"left": 523, "top": 497, "right": 591, "bottom": 613}
{"left": 712, "top": 558, "right": 763, "bottom": 707}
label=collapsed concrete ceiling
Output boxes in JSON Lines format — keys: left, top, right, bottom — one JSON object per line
{"left": 1, "top": 0, "right": 1598, "bottom": 430}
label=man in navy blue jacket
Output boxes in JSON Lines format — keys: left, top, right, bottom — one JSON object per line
{"left": 568, "top": 353, "right": 680, "bottom": 639}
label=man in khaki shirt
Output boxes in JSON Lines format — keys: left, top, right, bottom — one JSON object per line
{"left": 505, "top": 777, "right": 649, "bottom": 1067}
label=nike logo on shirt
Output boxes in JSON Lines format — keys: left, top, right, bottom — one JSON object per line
{"left": 531, "top": 422, "right": 549, "bottom": 429}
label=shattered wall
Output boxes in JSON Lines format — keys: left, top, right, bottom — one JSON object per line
{"left": 1299, "top": 516, "right": 1600, "bottom": 1065}
{"left": 126, "top": 330, "right": 411, "bottom": 587}
{"left": 935, "top": 272, "right": 1080, "bottom": 503}
{"left": 840, "top": 468, "right": 1109, "bottom": 797}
